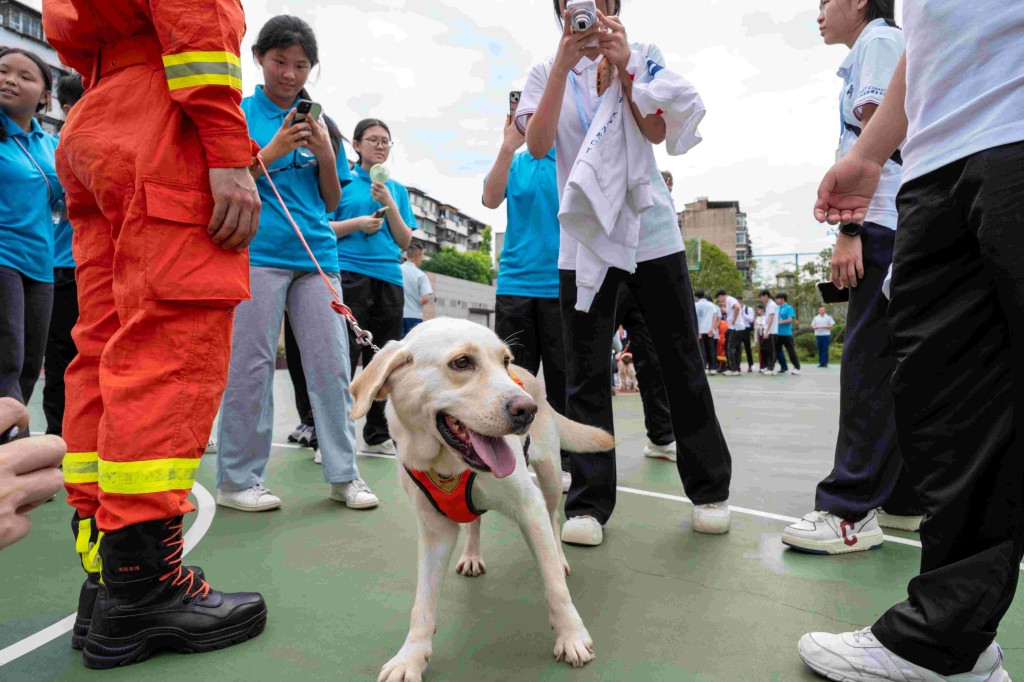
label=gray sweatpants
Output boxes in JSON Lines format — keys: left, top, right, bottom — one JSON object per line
{"left": 217, "top": 266, "right": 359, "bottom": 490}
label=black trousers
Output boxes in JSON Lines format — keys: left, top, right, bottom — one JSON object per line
{"left": 614, "top": 284, "right": 673, "bottom": 446}
{"left": 42, "top": 268, "right": 78, "bottom": 435}
{"left": 815, "top": 223, "right": 921, "bottom": 522}
{"left": 776, "top": 334, "right": 801, "bottom": 370}
{"left": 870, "top": 141, "right": 1024, "bottom": 675}
{"left": 0, "top": 266, "right": 52, "bottom": 404}
{"left": 699, "top": 334, "right": 717, "bottom": 371}
{"left": 762, "top": 334, "right": 777, "bottom": 372}
{"left": 560, "top": 252, "right": 731, "bottom": 524}
{"left": 494, "top": 294, "right": 567, "bottom": 469}
{"left": 283, "top": 313, "right": 313, "bottom": 427}
{"left": 341, "top": 272, "right": 403, "bottom": 445}
{"left": 740, "top": 326, "right": 753, "bottom": 368}
{"left": 725, "top": 328, "right": 746, "bottom": 372}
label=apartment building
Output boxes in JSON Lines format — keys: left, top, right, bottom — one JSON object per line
{"left": 678, "top": 197, "right": 754, "bottom": 282}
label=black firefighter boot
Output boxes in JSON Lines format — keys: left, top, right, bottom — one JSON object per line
{"left": 82, "top": 516, "right": 267, "bottom": 669}
{"left": 70, "top": 514, "right": 206, "bottom": 650}
{"left": 70, "top": 513, "right": 101, "bottom": 650}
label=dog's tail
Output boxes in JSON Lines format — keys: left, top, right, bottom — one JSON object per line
{"left": 555, "top": 413, "right": 615, "bottom": 453}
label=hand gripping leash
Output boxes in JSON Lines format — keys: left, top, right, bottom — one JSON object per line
{"left": 255, "top": 155, "right": 379, "bottom": 353}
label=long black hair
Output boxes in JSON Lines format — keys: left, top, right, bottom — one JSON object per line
{"left": 252, "top": 15, "right": 343, "bottom": 156}
{"left": 552, "top": 0, "right": 621, "bottom": 23}
{"left": 352, "top": 118, "right": 392, "bottom": 164}
{"left": 865, "top": 0, "right": 899, "bottom": 28}
{"left": 0, "top": 48, "right": 52, "bottom": 143}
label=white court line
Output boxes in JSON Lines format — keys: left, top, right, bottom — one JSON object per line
{"left": 0, "top": 482, "right": 216, "bottom": 668}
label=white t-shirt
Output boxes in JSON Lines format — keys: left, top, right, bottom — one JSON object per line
{"left": 754, "top": 315, "right": 767, "bottom": 338}
{"left": 517, "top": 44, "right": 684, "bottom": 271}
{"left": 901, "top": 0, "right": 1024, "bottom": 184}
{"left": 812, "top": 314, "right": 836, "bottom": 336}
{"left": 763, "top": 299, "right": 780, "bottom": 335}
{"left": 694, "top": 297, "right": 718, "bottom": 335}
{"left": 837, "top": 19, "right": 905, "bottom": 230}
{"left": 401, "top": 261, "right": 433, "bottom": 319}
{"left": 720, "top": 295, "right": 743, "bottom": 330}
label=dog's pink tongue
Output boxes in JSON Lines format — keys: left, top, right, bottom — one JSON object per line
{"left": 468, "top": 432, "right": 517, "bottom": 479}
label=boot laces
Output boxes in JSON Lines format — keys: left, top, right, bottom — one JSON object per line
{"left": 158, "top": 520, "right": 211, "bottom": 600}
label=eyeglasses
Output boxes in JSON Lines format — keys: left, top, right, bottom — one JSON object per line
{"left": 360, "top": 137, "right": 394, "bottom": 148}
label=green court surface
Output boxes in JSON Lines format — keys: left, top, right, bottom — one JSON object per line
{"left": 2, "top": 369, "right": 1021, "bottom": 681}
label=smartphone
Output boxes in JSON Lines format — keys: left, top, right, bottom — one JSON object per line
{"left": 373, "top": 206, "right": 390, "bottom": 219}
{"left": 817, "top": 281, "right": 850, "bottom": 304}
{"left": 509, "top": 91, "right": 521, "bottom": 118}
{"left": 293, "top": 99, "right": 322, "bottom": 124}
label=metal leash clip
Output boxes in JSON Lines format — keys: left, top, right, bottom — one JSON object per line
{"left": 349, "top": 321, "right": 380, "bottom": 354}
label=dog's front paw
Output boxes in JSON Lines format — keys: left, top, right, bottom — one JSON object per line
{"left": 553, "top": 628, "right": 594, "bottom": 668}
{"left": 455, "top": 553, "right": 486, "bottom": 577}
{"left": 378, "top": 646, "right": 430, "bottom": 682}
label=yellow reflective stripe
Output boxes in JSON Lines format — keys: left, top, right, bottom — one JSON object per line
{"left": 75, "top": 517, "right": 92, "bottom": 554}
{"left": 84, "top": 532, "right": 104, "bottom": 575}
{"left": 162, "top": 51, "right": 242, "bottom": 92}
{"left": 64, "top": 451, "right": 98, "bottom": 484}
{"left": 166, "top": 73, "right": 243, "bottom": 91}
{"left": 98, "top": 457, "right": 200, "bottom": 495}
{"left": 161, "top": 51, "right": 241, "bottom": 68}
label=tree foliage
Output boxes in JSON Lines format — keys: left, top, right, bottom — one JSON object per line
{"left": 479, "top": 225, "right": 493, "bottom": 256}
{"left": 421, "top": 247, "right": 495, "bottom": 285}
{"left": 690, "top": 239, "right": 745, "bottom": 296}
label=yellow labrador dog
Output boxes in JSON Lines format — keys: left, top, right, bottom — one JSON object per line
{"left": 350, "top": 318, "right": 613, "bottom": 682}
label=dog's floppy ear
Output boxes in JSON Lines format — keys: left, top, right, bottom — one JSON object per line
{"left": 349, "top": 341, "right": 412, "bottom": 420}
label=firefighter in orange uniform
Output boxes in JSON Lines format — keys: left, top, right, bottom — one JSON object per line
{"left": 41, "top": 0, "right": 267, "bottom": 668}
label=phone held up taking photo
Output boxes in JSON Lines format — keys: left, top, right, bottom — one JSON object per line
{"left": 293, "top": 99, "right": 322, "bottom": 125}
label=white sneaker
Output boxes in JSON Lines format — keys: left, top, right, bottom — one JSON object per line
{"left": 693, "top": 500, "right": 731, "bottom": 534}
{"left": 362, "top": 440, "right": 397, "bottom": 456}
{"left": 330, "top": 478, "right": 379, "bottom": 509}
{"left": 561, "top": 516, "right": 603, "bottom": 546}
{"left": 205, "top": 437, "right": 217, "bottom": 454}
{"left": 643, "top": 439, "right": 677, "bottom": 462}
{"left": 313, "top": 449, "right": 322, "bottom": 465}
{"left": 798, "top": 628, "right": 1010, "bottom": 682}
{"left": 764, "top": 369, "right": 779, "bottom": 376}
{"left": 783, "top": 510, "right": 883, "bottom": 554}
{"left": 561, "top": 470, "right": 572, "bottom": 494}
{"left": 722, "top": 370, "right": 741, "bottom": 377}
{"left": 791, "top": 368, "right": 802, "bottom": 375}
{"left": 216, "top": 484, "right": 281, "bottom": 512}
{"left": 876, "top": 509, "right": 923, "bottom": 532}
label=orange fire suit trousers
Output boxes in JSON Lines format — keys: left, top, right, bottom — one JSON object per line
{"left": 57, "top": 38, "right": 250, "bottom": 533}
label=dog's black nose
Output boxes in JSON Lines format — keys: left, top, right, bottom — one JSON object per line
{"left": 505, "top": 395, "right": 537, "bottom": 429}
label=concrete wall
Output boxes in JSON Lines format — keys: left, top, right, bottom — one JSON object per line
{"left": 423, "top": 272, "right": 496, "bottom": 330}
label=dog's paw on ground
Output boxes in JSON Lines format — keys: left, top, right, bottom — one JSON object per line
{"left": 455, "top": 554, "right": 486, "bottom": 577}
{"left": 379, "top": 647, "right": 430, "bottom": 682}
{"left": 553, "top": 631, "right": 595, "bottom": 668}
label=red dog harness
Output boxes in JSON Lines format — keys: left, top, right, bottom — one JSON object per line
{"left": 404, "top": 467, "right": 486, "bottom": 524}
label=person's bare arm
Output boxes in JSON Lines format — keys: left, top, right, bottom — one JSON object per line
{"left": 599, "top": 12, "right": 666, "bottom": 144}
{"left": 526, "top": 13, "right": 592, "bottom": 159}
{"left": 814, "top": 53, "right": 907, "bottom": 225}
{"left": 482, "top": 116, "right": 525, "bottom": 209}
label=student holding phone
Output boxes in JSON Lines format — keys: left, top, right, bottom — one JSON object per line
{"left": 518, "top": 0, "right": 733, "bottom": 546}
{"left": 216, "top": 15, "right": 379, "bottom": 512}
{"left": 781, "top": 0, "right": 923, "bottom": 557}
{"left": 483, "top": 93, "right": 571, "bottom": 490}
{"left": 331, "top": 118, "right": 417, "bottom": 456}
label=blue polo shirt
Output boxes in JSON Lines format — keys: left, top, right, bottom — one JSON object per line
{"left": 334, "top": 164, "right": 417, "bottom": 287}
{"left": 51, "top": 133, "right": 75, "bottom": 269}
{"left": 0, "top": 110, "right": 60, "bottom": 283}
{"left": 494, "top": 149, "right": 559, "bottom": 299}
{"left": 242, "top": 86, "right": 351, "bottom": 272}
{"left": 778, "top": 303, "right": 796, "bottom": 336}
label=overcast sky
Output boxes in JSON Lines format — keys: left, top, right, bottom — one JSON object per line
{"left": 29, "top": 0, "right": 904, "bottom": 268}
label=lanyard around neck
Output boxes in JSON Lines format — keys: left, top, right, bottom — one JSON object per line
{"left": 12, "top": 135, "right": 53, "bottom": 206}
{"left": 568, "top": 70, "right": 603, "bottom": 134}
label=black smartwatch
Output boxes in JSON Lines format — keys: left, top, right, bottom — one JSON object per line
{"left": 839, "top": 222, "right": 863, "bottom": 237}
